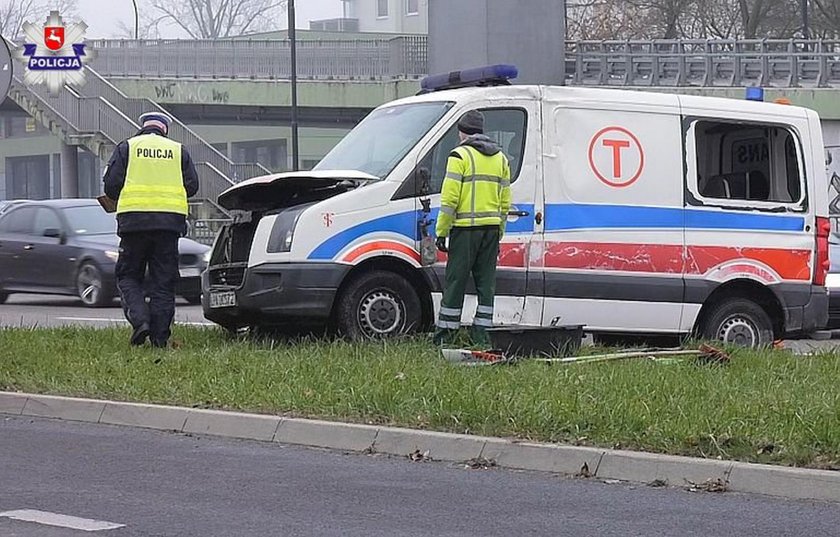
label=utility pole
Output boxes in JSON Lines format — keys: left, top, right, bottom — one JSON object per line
{"left": 801, "top": 0, "right": 810, "bottom": 40}
{"left": 288, "top": 0, "right": 300, "bottom": 172}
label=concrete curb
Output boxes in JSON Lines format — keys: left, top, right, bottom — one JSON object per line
{"left": 3, "top": 391, "right": 839, "bottom": 503}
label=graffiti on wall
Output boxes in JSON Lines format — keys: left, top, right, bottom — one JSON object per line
{"left": 152, "top": 81, "right": 230, "bottom": 104}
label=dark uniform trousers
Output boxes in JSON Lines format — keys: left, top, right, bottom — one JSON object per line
{"left": 116, "top": 231, "right": 180, "bottom": 345}
{"left": 435, "top": 226, "right": 500, "bottom": 346}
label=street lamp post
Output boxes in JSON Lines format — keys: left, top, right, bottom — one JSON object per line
{"left": 131, "top": 0, "right": 139, "bottom": 39}
{"left": 288, "top": 0, "right": 300, "bottom": 172}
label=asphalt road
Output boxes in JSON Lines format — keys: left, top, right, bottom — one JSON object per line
{"left": 1, "top": 416, "right": 839, "bottom": 537}
{"left": 0, "top": 294, "right": 211, "bottom": 328}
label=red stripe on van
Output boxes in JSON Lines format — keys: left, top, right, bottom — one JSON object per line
{"left": 539, "top": 242, "right": 811, "bottom": 281}
{"left": 343, "top": 241, "right": 421, "bottom": 264}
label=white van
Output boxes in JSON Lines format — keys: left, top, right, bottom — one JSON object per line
{"left": 202, "top": 65, "right": 830, "bottom": 347}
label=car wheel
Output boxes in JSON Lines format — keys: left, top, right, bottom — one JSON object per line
{"left": 0, "top": 292, "right": 7, "bottom": 305}
{"left": 335, "top": 270, "right": 422, "bottom": 340}
{"left": 76, "top": 262, "right": 112, "bottom": 307}
{"left": 700, "top": 298, "right": 774, "bottom": 348}
{"left": 183, "top": 294, "right": 202, "bottom": 305}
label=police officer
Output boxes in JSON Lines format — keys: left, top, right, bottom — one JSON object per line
{"left": 433, "top": 110, "right": 511, "bottom": 346}
{"left": 104, "top": 112, "right": 199, "bottom": 347}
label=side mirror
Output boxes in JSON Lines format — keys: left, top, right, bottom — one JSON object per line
{"left": 43, "top": 227, "right": 63, "bottom": 239}
{"left": 417, "top": 167, "right": 431, "bottom": 197}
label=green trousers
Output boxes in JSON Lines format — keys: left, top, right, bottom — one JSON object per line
{"left": 434, "top": 226, "right": 500, "bottom": 346}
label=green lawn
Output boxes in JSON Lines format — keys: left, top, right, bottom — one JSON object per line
{"left": 2, "top": 326, "right": 840, "bottom": 469}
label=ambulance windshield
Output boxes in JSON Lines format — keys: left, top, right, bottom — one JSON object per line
{"left": 315, "top": 101, "right": 453, "bottom": 179}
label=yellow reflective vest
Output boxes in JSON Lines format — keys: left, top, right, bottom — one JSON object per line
{"left": 435, "top": 144, "right": 511, "bottom": 238}
{"left": 117, "top": 134, "right": 188, "bottom": 216}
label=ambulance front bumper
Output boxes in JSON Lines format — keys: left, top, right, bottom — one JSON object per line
{"left": 201, "top": 262, "right": 350, "bottom": 328}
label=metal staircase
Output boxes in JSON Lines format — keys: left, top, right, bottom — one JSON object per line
{"left": 6, "top": 52, "right": 271, "bottom": 243}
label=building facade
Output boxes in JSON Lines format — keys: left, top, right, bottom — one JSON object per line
{"left": 336, "top": 0, "right": 428, "bottom": 34}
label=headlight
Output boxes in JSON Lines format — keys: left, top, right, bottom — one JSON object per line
{"left": 105, "top": 250, "right": 119, "bottom": 262}
{"left": 268, "top": 205, "right": 309, "bottom": 253}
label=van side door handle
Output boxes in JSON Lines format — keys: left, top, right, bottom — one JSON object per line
{"left": 24, "top": 244, "right": 34, "bottom": 250}
{"left": 508, "top": 210, "right": 529, "bottom": 217}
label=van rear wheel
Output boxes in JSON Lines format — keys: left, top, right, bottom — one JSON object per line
{"left": 335, "top": 270, "right": 421, "bottom": 340}
{"left": 700, "top": 298, "right": 774, "bottom": 348}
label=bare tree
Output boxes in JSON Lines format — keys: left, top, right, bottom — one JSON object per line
{"left": 566, "top": 0, "right": 805, "bottom": 40}
{"left": 141, "top": 0, "right": 287, "bottom": 39}
{"left": 0, "top": 0, "right": 78, "bottom": 40}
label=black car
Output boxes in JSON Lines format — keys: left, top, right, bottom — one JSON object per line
{"left": 0, "top": 199, "right": 209, "bottom": 306}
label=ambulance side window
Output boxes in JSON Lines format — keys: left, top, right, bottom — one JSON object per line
{"left": 691, "top": 120, "right": 804, "bottom": 206}
{"left": 419, "top": 108, "right": 527, "bottom": 195}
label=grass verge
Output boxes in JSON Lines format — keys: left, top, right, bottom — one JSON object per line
{"left": 2, "top": 326, "right": 840, "bottom": 469}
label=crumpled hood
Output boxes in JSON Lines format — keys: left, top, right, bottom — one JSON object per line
{"left": 461, "top": 134, "right": 502, "bottom": 156}
{"left": 217, "top": 170, "right": 378, "bottom": 211}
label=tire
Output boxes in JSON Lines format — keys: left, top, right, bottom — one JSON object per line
{"left": 700, "top": 298, "right": 775, "bottom": 348}
{"left": 183, "top": 294, "right": 203, "bottom": 305}
{"left": 76, "top": 262, "right": 113, "bottom": 308}
{"left": 0, "top": 292, "right": 7, "bottom": 305}
{"left": 334, "top": 270, "right": 422, "bottom": 340}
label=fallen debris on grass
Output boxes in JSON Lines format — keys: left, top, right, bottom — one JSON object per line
{"left": 534, "top": 344, "right": 730, "bottom": 366}
{"left": 465, "top": 457, "right": 497, "bottom": 470}
{"left": 685, "top": 477, "right": 728, "bottom": 493}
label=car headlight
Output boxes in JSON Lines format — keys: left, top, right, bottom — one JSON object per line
{"left": 268, "top": 205, "right": 309, "bottom": 253}
{"left": 105, "top": 250, "right": 119, "bottom": 262}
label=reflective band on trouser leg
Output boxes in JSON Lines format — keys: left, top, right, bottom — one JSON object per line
{"left": 437, "top": 306, "right": 462, "bottom": 330}
{"left": 473, "top": 317, "right": 493, "bottom": 328}
{"left": 440, "top": 306, "right": 462, "bottom": 317}
{"left": 474, "top": 305, "right": 494, "bottom": 328}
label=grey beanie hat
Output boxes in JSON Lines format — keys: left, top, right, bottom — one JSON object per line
{"left": 457, "top": 110, "right": 484, "bottom": 135}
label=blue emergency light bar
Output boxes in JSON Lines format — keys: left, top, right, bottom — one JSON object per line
{"left": 745, "top": 87, "right": 765, "bottom": 102}
{"left": 418, "top": 64, "right": 518, "bottom": 94}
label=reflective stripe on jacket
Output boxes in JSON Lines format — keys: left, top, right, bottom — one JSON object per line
{"left": 435, "top": 144, "right": 511, "bottom": 237}
{"left": 117, "top": 134, "right": 188, "bottom": 216}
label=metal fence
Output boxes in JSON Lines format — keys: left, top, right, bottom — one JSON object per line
{"left": 86, "top": 36, "right": 429, "bottom": 80}
{"left": 565, "top": 39, "right": 840, "bottom": 88}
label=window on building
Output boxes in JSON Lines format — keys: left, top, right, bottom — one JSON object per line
{"left": 417, "top": 108, "right": 528, "bottom": 195}
{"left": 690, "top": 120, "right": 804, "bottom": 205}
{"left": 231, "top": 139, "right": 288, "bottom": 173}
{"left": 406, "top": 0, "right": 418, "bottom": 15}
{"left": 377, "top": 0, "right": 389, "bottom": 17}
{"left": 7, "top": 156, "right": 51, "bottom": 200}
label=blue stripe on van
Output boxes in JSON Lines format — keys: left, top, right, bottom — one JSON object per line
{"left": 544, "top": 204, "right": 805, "bottom": 232}
{"left": 307, "top": 205, "right": 535, "bottom": 261}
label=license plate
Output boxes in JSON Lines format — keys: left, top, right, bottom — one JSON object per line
{"left": 209, "top": 291, "right": 236, "bottom": 309}
{"left": 179, "top": 267, "right": 202, "bottom": 278}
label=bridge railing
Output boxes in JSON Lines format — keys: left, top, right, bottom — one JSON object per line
{"left": 565, "top": 39, "right": 840, "bottom": 88}
{"left": 86, "top": 37, "right": 429, "bottom": 80}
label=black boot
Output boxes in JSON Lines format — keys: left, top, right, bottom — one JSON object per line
{"left": 130, "top": 322, "right": 150, "bottom": 346}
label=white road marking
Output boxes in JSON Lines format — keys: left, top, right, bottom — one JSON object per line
{"left": 55, "top": 317, "right": 216, "bottom": 327}
{"left": 0, "top": 509, "right": 125, "bottom": 531}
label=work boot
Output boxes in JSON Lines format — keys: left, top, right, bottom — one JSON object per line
{"left": 130, "top": 322, "right": 150, "bottom": 346}
{"left": 469, "top": 325, "right": 491, "bottom": 348}
{"left": 433, "top": 328, "right": 456, "bottom": 346}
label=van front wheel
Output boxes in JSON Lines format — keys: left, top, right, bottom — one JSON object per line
{"left": 700, "top": 298, "right": 774, "bottom": 348}
{"left": 335, "top": 270, "right": 421, "bottom": 340}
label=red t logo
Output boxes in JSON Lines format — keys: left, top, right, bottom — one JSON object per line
{"left": 602, "top": 139, "right": 631, "bottom": 179}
